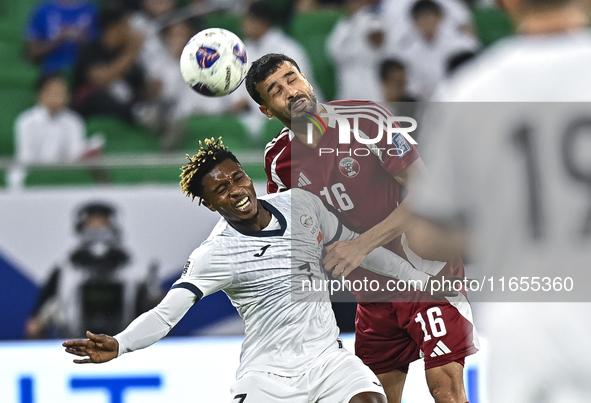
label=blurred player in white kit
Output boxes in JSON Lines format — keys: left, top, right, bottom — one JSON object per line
{"left": 409, "top": 0, "right": 591, "bottom": 401}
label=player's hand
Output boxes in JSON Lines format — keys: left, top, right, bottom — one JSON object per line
{"left": 323, "top": 237, "right": 371, "bottom": 279}
{"left": 62, "top": 331, "right": 119, "bottom": 364}
{"left": 424, "top": 275, "right": 461, "bottom": 299}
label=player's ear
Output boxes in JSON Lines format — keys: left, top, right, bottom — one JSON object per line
{"left": 259, "top": 105, "right": 275, "bottom": 120}
{"left": 201, "top": 199, "right": 216, "bottom": 212}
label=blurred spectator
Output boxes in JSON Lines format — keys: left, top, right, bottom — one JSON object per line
{"left": 130, "top": 0, "right": 177, "bottom": 85}
{"left": 395, "top": 0, "right": 479, "bottom": 99}
{"left": 379, "top": 58, "right": 417, "bottom": 103}
{"left": 379, "top": 58, "right": 421, "bottom": 139}
{"left": 25, "top": 202, "right": 162, "bottom": 339}
{"left": 327, "top": 0, "right": 387, "bottom": 101}
{"left": 382, "top": 0, "right": 476, "bottom": 44}
{"left": 25, "top": 0, "right": 99, "bottom": 73}
{"left": 72, "top": 7, "right": 162, "bottom": 127}
{"left": 8, "top": 74, "right": 104, "bottom": 189}
{"left": 232, "top": 1, "right": 323, "bottom": 140}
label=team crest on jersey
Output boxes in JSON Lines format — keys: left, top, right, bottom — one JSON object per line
{"left": 300, "top": 214, "right": 314, "bottom": 228}
{"left": 339, "top": 157, "right": 360, "bottom": 178}
{"left": 392, "top": 133, "right": 411, "bottom": 158}
{"left": 182, "top": 259, "right": 195, "bottom": 277}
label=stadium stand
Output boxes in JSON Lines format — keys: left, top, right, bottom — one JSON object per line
{"left": 0, "top": 1, "right": 516, "bottom": 188}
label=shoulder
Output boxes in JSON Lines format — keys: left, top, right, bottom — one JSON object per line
{"left": 62, "top": 109, "right": 85, "bottom": 127}
{"left": 16, "top": 105, "right": 41, "bottom": 121}
{"left": 264, "top": 127, "right": 291, "bottom": 160}
{"left": 325, "top": 100, "right": 391, "bottom": 116}
{"left": 16, "top": 106, "right": 44, "bottom": 127}
{"left": 259, "top": 189, "right": 292, "bottom": 203}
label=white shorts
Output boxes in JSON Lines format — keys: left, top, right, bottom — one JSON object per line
{"left": 229, "top": 342, "right": 385, "bottom": 402}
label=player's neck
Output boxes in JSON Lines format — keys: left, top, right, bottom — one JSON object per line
{"left": 517, "top": 5, "right": 588, "bottom": 35}
{"left": 228, "top": 201, "right": 272, "bottom": 233}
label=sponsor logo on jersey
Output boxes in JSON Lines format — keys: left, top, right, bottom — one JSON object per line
{"left": 298, "top": 172, "right": 312, "bottom": 187}
{"left": 254, "top": 244, "right": 271, "bottom": 257}
{"left": 430, "top": 340, "right": 452, "bottom": 357}
{"left": 392, "top": 132, "right": 411, "bottom": 158}
{"left": 182, "top": 259, "right": 195, "bottom": 277}
{"left": 339, "top": 157, "right": 360, "bottom": 178}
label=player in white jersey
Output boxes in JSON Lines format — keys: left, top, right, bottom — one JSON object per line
{"left": 408, "top": 0, "right": 591, "bottom": 401}
{"left": 63, "top": 138, "right": 455, "bottom": 402}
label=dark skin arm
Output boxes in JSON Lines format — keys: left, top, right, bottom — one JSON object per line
{"left": 62, "top": 331, "right": 119, "bottom": 364}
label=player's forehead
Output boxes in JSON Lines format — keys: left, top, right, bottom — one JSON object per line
{"left": 203, "top": 159, "right": 244, "bottom": 187}
{"left": 258, "top": 62, "right": 299, "bottom": 92}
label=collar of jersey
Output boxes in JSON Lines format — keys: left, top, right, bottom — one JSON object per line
{"left": 235, "top": 199, "right": 287, "bottom": 238}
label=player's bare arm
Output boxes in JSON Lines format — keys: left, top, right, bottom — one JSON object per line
{"left": 322, "top": 158, "right": 427, "bottom": 275}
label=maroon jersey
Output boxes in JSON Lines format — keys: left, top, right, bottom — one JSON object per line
{"left": 265, "top": 100, "right": 478, "bottom": 371}
{"left": 265, "top": 100, "right": 423, "bottom": 301}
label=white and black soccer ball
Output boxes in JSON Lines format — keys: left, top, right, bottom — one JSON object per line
{"left": 179, "top": 28, "right": 248, "bottom": 97}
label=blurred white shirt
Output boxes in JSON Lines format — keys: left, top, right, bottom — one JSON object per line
{"left": 15, "top": 105, "right": 87, "bottom": 163}
{"left": 327, "top": 7, "right": 386, "bottom": 101}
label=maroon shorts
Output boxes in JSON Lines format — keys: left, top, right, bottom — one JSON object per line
{"left": 354, "top": 292, "right": 479, "bottom": 375}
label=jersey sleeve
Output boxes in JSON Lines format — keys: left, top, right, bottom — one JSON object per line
{"left": 264, "top": 132, "right": 291, "bottom": 193}
{"left": 171, "top": 242, "right": 233, "bottom": 299}
{"left": 114, "top": 287, "right": 196, "bottom": 356}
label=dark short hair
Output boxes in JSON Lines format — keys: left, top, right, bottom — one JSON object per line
{"left": 35, "top": 73, "right": 66, "bottom": 92}
{"left": 180, "top": 137, "right": 241, "bottom": 201}
{"left": 379, "top": 59, "right": 406, "bottom": 81}
{"left": 100, "top": 6, "right": 129, "bottom": 32}
{"left": 245, "top": 53, "right": 301, "bottom": 105}
{"left": 246, "top": 1, "right": 275, "bottom": 25}
{"left": 411, "top": 0, "right": 443, "bottom": 19}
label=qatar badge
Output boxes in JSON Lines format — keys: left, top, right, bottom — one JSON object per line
{"left": 339, "top": 157, "right": 360, "bottom": 178}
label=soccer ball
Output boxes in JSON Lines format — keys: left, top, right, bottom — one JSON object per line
{"left": 180, "top": 28, "right": 248, "bottom": 97}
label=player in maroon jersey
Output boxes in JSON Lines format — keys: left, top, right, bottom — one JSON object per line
{"left": 244, "top": 53, "right": 478, "bottom": 403}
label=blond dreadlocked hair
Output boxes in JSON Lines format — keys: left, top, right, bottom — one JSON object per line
{"left": 180, "top": 137, "right": 240, "bottom": 204}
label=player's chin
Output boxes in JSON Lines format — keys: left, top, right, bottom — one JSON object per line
{"left": 233, "top": 197, "right": 256, "bottom": 218}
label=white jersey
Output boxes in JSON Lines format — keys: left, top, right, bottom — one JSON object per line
{"left": 116, "top": 189, "right": 426, "bottom": 382}
{"left": 173, "top": 189, "right": 342, "bottom": 378}
{"left": 413, "top": 31, "right": 591, "bottom": 287}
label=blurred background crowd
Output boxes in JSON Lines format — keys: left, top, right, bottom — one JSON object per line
{"left": 0, "top": 0, "right": 515, "bottom": 189}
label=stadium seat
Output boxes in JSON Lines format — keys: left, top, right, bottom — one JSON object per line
{"left": 289, "top": 10, "right": 344, "bottom": 101}
{"left": 0, "top": 89, "right": 36, "bottom": 156}
{"left": 472, "top": 7, "right": 515, "bottom": 47}
{"left": 85, "top": 117, "right": 160, "bottom": 154}
{"left": 184, "top": 115, "right": 251, "bottom": 152}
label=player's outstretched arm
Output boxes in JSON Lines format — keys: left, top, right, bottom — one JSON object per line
{"left": 63, "top": 331, "right": 118, "bottom": 364}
